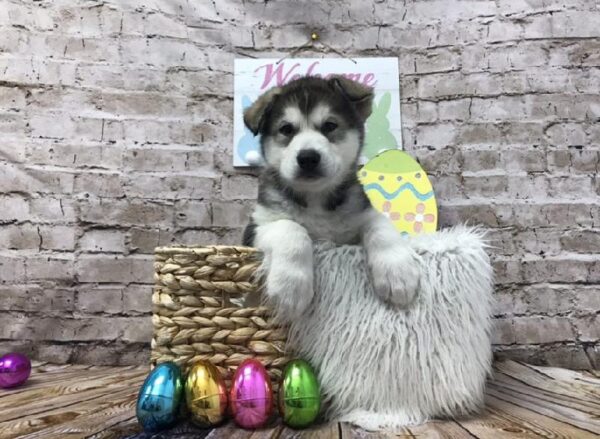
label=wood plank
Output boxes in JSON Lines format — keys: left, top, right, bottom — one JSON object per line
{"left": 23, "top": 390, "right": 138, "bottom": 439}
{"left": 30, "top": 361, "right": 48, "bottom": 368}
{"left": 205, "top": 421, "right": 282, "bottom": 439}
{"left": 408, "top": 420, "right": 477, "bottom": 438}
{"left": 0, "top": 365, "right": 146, "bottom": 401}
{"left": 89, "top": 416, "right": 141, "bottom": 439}
{"left": 486, "top": 384, "right": 600, "bottom": 435}
{"left": 485, "top": 393, "right": 598, "bottom": 439}
{"left": 0, "top": 369, "right": 146, "bottom": 422}
{"left": 582, "top": 369, "right": 600, "bottom": 380}
{"left": 108, "top": 420, "right": 215, "bottom": 439}
{"left": 0, "top": 385, "right": 138, "bottom": 438}
{"left": 522, "top": 362, "right": 600, "bottom": 398}
{"left": 494, "top": 361, "right": 600, "bottom": 406}
{"left": 456, "top": 407, "right": 546, "bottom": 438}
{"left": 2, "top": 361, "right": 599, "bottom": 439}
{"left": 340, "top": 422, "right": 412, "bottom": 438}
{"left": 491, "top": 368, "right": 600, "bottom": 415}
{"left": 280, "top": 421, "right": 340, "bottom": 438}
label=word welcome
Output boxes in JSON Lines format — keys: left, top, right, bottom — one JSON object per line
{"left": 255, "top": 61, "right": 378, "bottom": 90}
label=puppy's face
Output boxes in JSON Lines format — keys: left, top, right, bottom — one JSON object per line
{"left": 244, "top": 77, "right": 374, "bottom": 192}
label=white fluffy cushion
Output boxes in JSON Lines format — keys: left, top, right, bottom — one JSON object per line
{"left": 282, "top": 226, "right": 494, "bottom": 430}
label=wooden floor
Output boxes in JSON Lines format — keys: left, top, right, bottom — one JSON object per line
{"left": 0, "top": 361, "right": 598, "bottom": 438}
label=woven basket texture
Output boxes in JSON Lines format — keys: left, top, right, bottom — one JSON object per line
{"left": 151, "top": 245, "right": 290, "bottom": 386}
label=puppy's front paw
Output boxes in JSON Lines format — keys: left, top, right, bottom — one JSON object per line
{"left": 265, "top": 261, "right": 314, "bottom": 320}
{"left": 370, "top": 247, "right": 421, "bottom": 308}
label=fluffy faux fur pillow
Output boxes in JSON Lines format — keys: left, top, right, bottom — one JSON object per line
{"left": 277, "top": 226, "right": 494, "bottom": 430}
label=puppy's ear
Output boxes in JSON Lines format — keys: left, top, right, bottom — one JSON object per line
{"left": 329, "top": 75, "right": 374, "bottom": 122}
{"left": 243, "top": 87, "right": 282, "bottom": 135}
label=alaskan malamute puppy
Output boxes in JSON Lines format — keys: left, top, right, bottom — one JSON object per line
{"left": 242, "top": 76, "right": 421, "bottom": 318}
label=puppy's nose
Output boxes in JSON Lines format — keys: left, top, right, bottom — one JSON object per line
{"left": 297, "top": 149, "right": 321, "bottom": 171}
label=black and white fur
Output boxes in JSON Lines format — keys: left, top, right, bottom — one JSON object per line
{"left": 242, "top": 76, "right": 421, "bottom": 318}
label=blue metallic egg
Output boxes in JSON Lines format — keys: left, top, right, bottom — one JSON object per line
{"left": 136, "top": 362, "right": 183, "bottom": 432}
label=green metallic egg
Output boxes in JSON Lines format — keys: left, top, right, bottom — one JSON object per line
{"left": 278, "top": 359, "right": 321, "bottom": 428}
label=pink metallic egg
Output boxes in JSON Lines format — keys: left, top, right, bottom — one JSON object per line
{"left": 0, "top": 352, "right": 31, "bottom": 389}
{"left": 229, "top": 359, "right": 274, "bottom": 429}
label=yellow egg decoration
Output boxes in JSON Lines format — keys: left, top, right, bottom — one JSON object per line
{"left": 358, "top": 150, "right": 437, "bottom": 237}
{"left": 184, "top": 361, "right": 228, "bottom": 427}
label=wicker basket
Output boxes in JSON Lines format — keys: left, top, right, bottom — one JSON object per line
{"left": 151, "top": 245, "right": 290, "bottom": 386}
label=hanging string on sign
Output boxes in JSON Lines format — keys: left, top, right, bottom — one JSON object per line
{"left": 276, "top": 31, "right": 358, "bottom": 65}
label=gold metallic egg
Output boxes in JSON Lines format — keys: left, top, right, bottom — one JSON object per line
{"left": 184, "top": 361, "right": 228, "bottom": 427}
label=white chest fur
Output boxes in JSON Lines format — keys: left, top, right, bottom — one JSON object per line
{"left": 253, "top": 197, "right": 366, "bottom": 245}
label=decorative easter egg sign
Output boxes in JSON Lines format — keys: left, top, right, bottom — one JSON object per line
{"left": 234, "top": 58, "right": 402, "bottom": 167}
{"left": 359, "top": 150, "right": 437, "bottom": 236}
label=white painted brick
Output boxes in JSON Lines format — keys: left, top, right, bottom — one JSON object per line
{"left": 221, "top": 175, "right": 258, "bottom": 200}
{"left": 487, "top": 19, "right": 522, "bottom": 42}
{"left": 501, "top": 148, "right": 547, "bottom": 172}
{"left": 123, "top": 147, "right": 215, "bottom": 176}
{"left": 121, "top": 316, "right": 153, "bottom": 342}
{"left": 29, "top": 114, "right": 104, "bottom": 141}
{"left": 469, "top": 96, "right": 526, "bottom": 122}
{"left": 219, "top": 228, "right": 244, "bottom": 246}
{"left": 179, "top": 229, "right": 220, "bottom": 245}
{"left": 0, "top": 57, "right": 78, "bottom": 87}
{"left": 79, "top": 229, "right": 126, "bottom": 253}
{"left": 438, "top": 99, "right": 471, "bottom": 121}
{"left": 76, "top": 255, "right": 153, "bottom": 283}
{"left": 120, "top": 37, "right": 207, "bottom": 68}
{"left": 545, "top": 123, "right": 587, "bottom": 147}
{"left": 122, "top": 284, "right": 152, "bottom": 313}
{"left": 0, "top": 195, "right": 29, "bottom": 222}
{"left": 121, "top": 119, "right": 220, "bottom": 144}
{"left": 416, "top": 101, "right": 438, "bottom": 123}
{"left": 39, "top": 225, "right": 77, "bottom": 251}
{"left": 0, "top": 256, "right": 26, "bottom": 282}
{"left": 127, "top": 227, "right": 175, "bottom": 253}
{"left": 211, "top": 202, "right": 253, "bottom": 228}
{"left": 377, "top": 27, "right": 438, "bottom": 49}
{"left": 0, "top": 87, "right": 26, "bottom": 110}
{"left": 0, "top": 285, "right": 74, "bottom": 312}
{"left": 0, "top": 162, "right": 74, "bottom": 194}
{"left": 166, "top": 69, "right": 233, "bottom": 97}
{"left": 79, "top": 198, "right": 174, "bottom": 227}
{"left": 405, "top": 1, "right": 496, "bottom": 24}
{"left": 414, "top": 48, "right": 460, "bottom": 74}
{"left": 0, "top": 225, "right": 39, "bottom": 249}
{"left": 513, "top": 316, "right": 576, "bottom": 344}
{"left": 124, "top": 174, "right": 214, "bottom": 199}
{"left": 506, "top": 175, "right": 549, "bottom": 200}
{"left": 145, "top": 13, "right": 188, "bottom": 38}
{"left": 493, "top": 318, "right": 516, "bottom": 344}
{"left": 26, "top": 255, "right": 75, "bottom": 281}
{"left": 74, "top": 172, "right": 125, "bottom": 198}
{"left": 29, "top": 197, "right": 77, "bottom": 223}
{"left": 174, "top": 200, "right": 212, "bottom": 228}
{"left": 77, "top": 286, "right": 123, "bottom": 314}
{"left": 416, "top": 123, "right": 457, "bottom": 148}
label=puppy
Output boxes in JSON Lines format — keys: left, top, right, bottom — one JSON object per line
{"left": 242, "top": 76, "right": 421, "bottom": 319}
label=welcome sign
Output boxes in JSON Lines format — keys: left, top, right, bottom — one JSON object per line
{"left": 233, "top": 57, "right": 402, "bottom": 167}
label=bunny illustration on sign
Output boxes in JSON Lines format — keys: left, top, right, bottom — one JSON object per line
{"left": 236, "top": 95, "right": 262, "bottom": 165}
{"left": 363, "top": 92, "right": 399, "bottom": 161}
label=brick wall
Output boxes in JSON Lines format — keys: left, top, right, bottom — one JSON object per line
{"left": 0, "top": 0, "right": 598, "bottom": 368}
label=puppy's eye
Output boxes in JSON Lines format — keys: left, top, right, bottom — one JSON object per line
{"left": 322, "top": 121, "right": 338, "bottom": 134}
{"left": 279, "top": 123, "right": 294, "bottom": 136}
